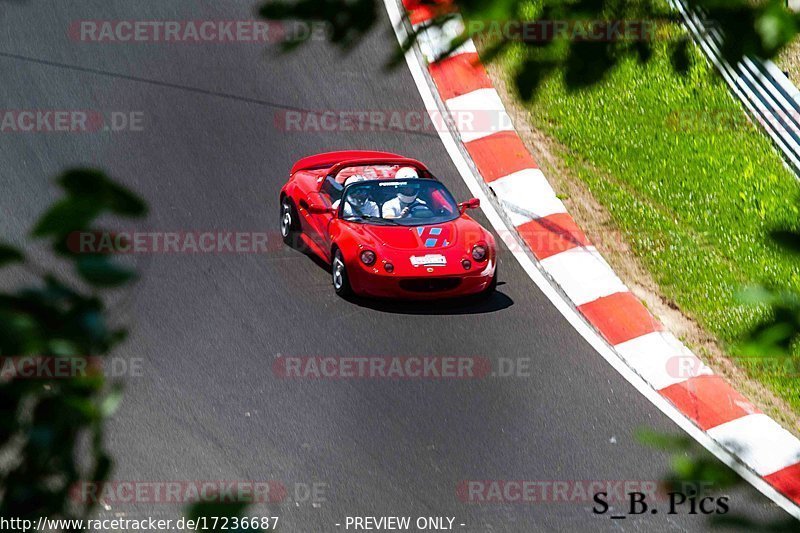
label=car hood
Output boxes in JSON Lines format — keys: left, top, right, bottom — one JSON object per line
{"left": 349, "top": 218, "right": 484, "bottom": 252}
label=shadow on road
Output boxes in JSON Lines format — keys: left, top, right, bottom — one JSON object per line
{"left": 350, "top": 284, "right": 514, "bottom": 315}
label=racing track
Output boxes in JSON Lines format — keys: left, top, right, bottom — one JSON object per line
{"left": 0, "top": 0, "right": 791, "bottom": 531}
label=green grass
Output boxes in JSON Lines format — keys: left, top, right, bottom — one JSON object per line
{"left": 492, "top": 5, "right": 800, "bottom": 414}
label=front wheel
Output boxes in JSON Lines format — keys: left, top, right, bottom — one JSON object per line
{"left": 332, "top": 249, "right": 352, "bottom": 298}
{"left": 280, "top": 197, "right": 300, "bottom": 246}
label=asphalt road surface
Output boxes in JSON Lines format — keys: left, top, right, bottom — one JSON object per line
{"left": 0, "top": 0, "right": 791, "bottom": 531}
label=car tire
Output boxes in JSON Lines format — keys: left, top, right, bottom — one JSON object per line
{"left": 332, "top": 248, "right": 352, "bottom": 298}
{"left": 280, "top": 197, "right": 300, "bottom": 246}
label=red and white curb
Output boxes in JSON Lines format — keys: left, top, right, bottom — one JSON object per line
{"left": 389, "top": 0, "right": 800, "bottom": 516}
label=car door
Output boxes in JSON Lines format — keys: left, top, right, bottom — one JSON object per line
{"left": 303, "top": 192, "right": 333, "bottom": 257}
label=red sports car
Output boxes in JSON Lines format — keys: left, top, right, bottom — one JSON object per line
{"left": 279, "top": 150, "right": 497, "bottom": 299}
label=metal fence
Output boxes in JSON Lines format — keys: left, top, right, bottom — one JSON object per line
{"left": 672, "top": 0, "right": 800, "bottom": 176}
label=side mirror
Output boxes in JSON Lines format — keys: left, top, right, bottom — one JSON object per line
{"left": 307, "top": 201, "right": 333, "bottom": 215}
{"left": 458, "top": 197, "right": 480, "bottom": 213}
{"left": 306, "top": 193, "right": 335, "bottom": 215}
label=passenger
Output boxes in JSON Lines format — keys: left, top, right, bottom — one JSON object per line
{"left": 335, "top": 175, "right": 379, "bottom": 218}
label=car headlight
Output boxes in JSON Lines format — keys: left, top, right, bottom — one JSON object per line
{"left": 472, "top": 244, "right": 487, "bottom": 261}
{"left": 360, "top": 250, "right": 376, "bottom": 265}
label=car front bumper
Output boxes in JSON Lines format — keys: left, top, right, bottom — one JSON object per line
{"left": 348, "top": 260, "right": 496, "bottom": 300}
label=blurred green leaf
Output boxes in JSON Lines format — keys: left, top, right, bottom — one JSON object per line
{"left": 636, "top": 427, "right": 692, "bottom": 451}
{"left": 32, "top": 197, "right": 102, "bottom": 238}
{"left": 2, "top": 168, "right": 146, "bottom": 521}
{"left": 0, "top": 243, "right": 24, "bottom": 267}
{"left": 259, "top": 0, "right": 376, "bottom": 51}
{"left": 754, "top": 1, "right": 797, "bottom": 56}
{"left": 76, "top": 256, "right": 136, "bottom": 287}
{"left": 59, "top": 168, "right": 147, "bottom": 217}
{"left": 736, "top": 288, "right": 800, "bottom": 357}
{"left": 101, "top": 385, "right": 124, "bottom": 417}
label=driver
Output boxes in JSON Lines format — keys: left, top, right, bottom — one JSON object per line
{"left": 383, "top": 176, "right": 427, "bottom": 219}
{"left": 333, "top": 175, "right": 379, "bottom": 218}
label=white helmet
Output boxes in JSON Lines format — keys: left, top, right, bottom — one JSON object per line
{"left": 395, "top": 166, "right": 419, "bottom": 180}
{"left": 345, "top": 175, "right": 369, "bottom": 206}
{"left": 397, "top": 184, "right": 419, "bottom": 205}
{"left": 344, "top": 174, "right": 367, "bottom": 186}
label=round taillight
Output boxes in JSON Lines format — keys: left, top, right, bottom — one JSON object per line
{"left": 472, "top": 244, "right": 487, "bottom": 261}
{"left": 384, "top": 262, "right": 394, "bottom": 273}
{"left": 462, "top": 259, "right": 472, "bottom": 270}
{"left": 360, "top": 250, "right": 376, "bottom": 265}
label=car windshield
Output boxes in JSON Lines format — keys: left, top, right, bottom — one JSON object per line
{"left": 338, "top": 179, "right": 459, "bottom": 226}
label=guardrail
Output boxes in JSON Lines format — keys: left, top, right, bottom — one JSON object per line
{"left": 671, "top": 0, "right": 800, "bottom": 177}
